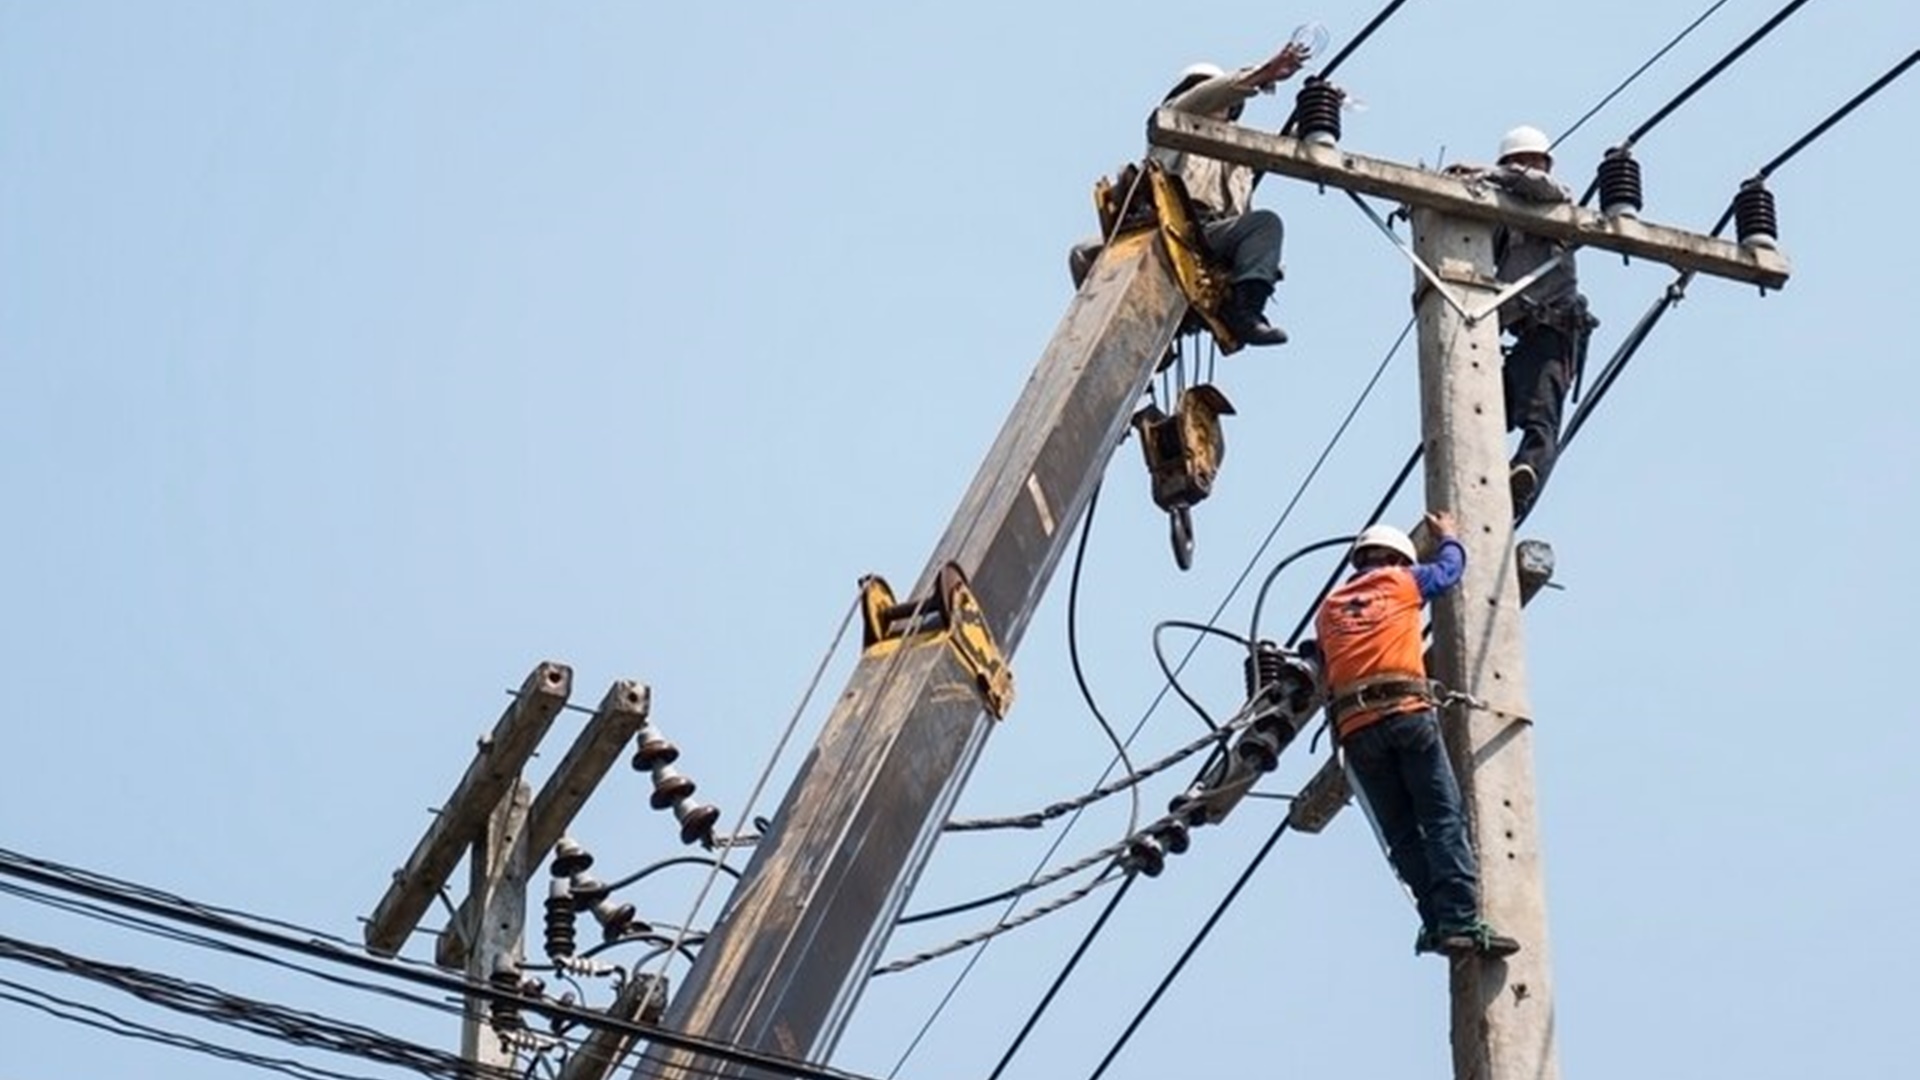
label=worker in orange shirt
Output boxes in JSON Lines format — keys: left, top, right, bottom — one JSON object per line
{"left": 1314, "top": 512, "right": 1519, "bottom": 958}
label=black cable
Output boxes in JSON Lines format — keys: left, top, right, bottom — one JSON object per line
{"left": 1553, "top": 0, "right": 1730, "bottom": 152}
{"left": 1560, "top": 279, "right": 1686, "bottom": 450}
{"left": 1579, "top": 0, "right": 1813, "bottom": 204}
{"left": 1150, "top": 619, "right": 1252, "bottom": 731}
{"left": 1623, "top": 0, "right": 1811, "bottom": 150}
{"left": 1319, "top": 0, "right": 1413, "bottom": 80}
{"left": 1247, "top": 535, "right": 1358, "bottom": 647}
{"left": 1754, "top": 48, "right": 1919, "bottom": 180}
{"left": 1569, "top": 48, "right": 1919, "bottom": 450}
{"left": 1084, "top": 822, "right": 1295, "bottom": 1080}
{"left": 0, "top": 979, "right": 386, "bottom": 1080}
{"left": 1065, "top": 482, "right": 1141, "bottom": 836}
{"left": 1285, "top": 442, "right": 1423, "bottom": 647}
{"left": 603, "top": 855, "right": 741, "bottom": 893}
{"left": 0, "top": 847, "right": 888, "bottom": 1080}
{"left": 983, "top": 873, "right": 1138, "bottom": 1080}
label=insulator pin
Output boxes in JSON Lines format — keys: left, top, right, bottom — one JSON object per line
{"left": 1734, "top": 178, "right": 1778, "bottom": 249}
{"left": 1596, "top": 146, "right": 1644, "bottom": 218}
{"left": 1293, "top": 78, "right": 1343, "bottom": 147}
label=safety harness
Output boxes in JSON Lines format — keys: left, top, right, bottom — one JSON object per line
{"left": 1324, "top": 671, "right": 1437, "bottom": 730}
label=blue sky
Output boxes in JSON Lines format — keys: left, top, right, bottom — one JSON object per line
{"left": 3, "top": 2, "right": 1916, "bottom": 1078}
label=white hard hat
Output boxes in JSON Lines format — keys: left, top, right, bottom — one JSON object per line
{"left": 1353, "top": 524, "right": 1417, "bottom": 564}
{"left": 1178, "top": 62, "right": 1227, "bottom": 82}
{"left": 1498, "top": 125, "right": 1553, "bottom": 164}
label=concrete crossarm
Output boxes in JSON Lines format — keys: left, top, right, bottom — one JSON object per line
{"left": 1148, "top": 108, "right": 1790, "bottom": 290}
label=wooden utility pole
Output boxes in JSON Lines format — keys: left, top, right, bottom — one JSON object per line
{"left": 1145, "top": 110, "right": 1789, "bottom": 1080}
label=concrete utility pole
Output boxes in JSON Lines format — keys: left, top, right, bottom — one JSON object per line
{"left": 1146, "top": 109, "right": 1788, "bottom": 1080}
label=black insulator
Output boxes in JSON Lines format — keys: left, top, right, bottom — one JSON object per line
{"left": 1596, "top": 147, "right": 1644, "bottom": 218}
{"left": 589, "top": 899, "right": 641, "bottom": 942}
{"left": 1244, "top": 641, "right": 1289, "bottom": 703}
{"left": 569, "top": 873, "right": 611, "bottom": 908}
{"left": 1234, "top": 726, "right": 1283, "bottom": 773}
{"left": 649, "top": 766, "right": 697, "bottom": 810}
{"left": 550, "top": 837, "right": 593, "bottom": 878}
{"left": 488, "top": 963, "right": 524, "bottom": 1031}
{"left": 1125, "top": 835, "right": 1166, "bottom": 878}
{"left": 631, "top": 731, "right": 680, "bottom": 771}
{"left": 1734, "top": 178, "right": 1779, "bottom": 248}
{"left": 675, "top": 800, "right": 721, "bottom": 847}
{"left": 1293, "top": 78, "right": 1343, "bottom": 146}
{"left": 543, "top": 884, "right": 578, "bottom": 960}
{"left": 1156, "top": 818, "right": 1192, "bottom": 856}
{"left": 1169, "top": 787, "right": 1209, "bottom": 826}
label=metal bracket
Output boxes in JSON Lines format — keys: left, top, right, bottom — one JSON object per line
{"left": 1470, "top": 251, "right": 1567, "bottom": 325}
{"left": 1348, "top": 190, "right": 1475, "bottom": 322}
{"left": 1348, "top": 190, "right": 1564, "bottom": 328}
{"left": 860, "top": 564, "right": 1015, "bottom": 719}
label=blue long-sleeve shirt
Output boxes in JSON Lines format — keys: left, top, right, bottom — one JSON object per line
{"left": 1409, "top": 536, "right": 1466, "bottom": 601}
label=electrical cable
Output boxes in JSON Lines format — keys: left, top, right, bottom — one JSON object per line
{"left": 875, "top": 870, "right": 1127, "bottom": 977}
{"left": 1285, "top": 443, "right": 1423, "bottom": 647}
{"left": 1749, "top": 47, "right": 1919, "bottom": 182}
{"left": 1083, "top": 821, "right": 1296, "bottom": 1080}
{"left": 1149, "top": 619, "right": 1253, "bottom": 731}
{"left": 1553, "top": 0, "right": 1730, "bottom": 153}
{"left": 939, "top": 715, "right": 1254, "bottom": 837}
{"left": 1568, "top": 48, "right": 1918, "bottom": 449}
{"left": 1579, "top": 0, "right": 1813, "bottom": 203}
{"left": 1246, "top": 535, "right": 1359, "bottom": 647}
{"left": 0, "top": 847, "right": 891, "bottom": 1080}
{"left": 0, "top": 936, "right": 519, "bottom": 1080}
{"left": 982, "top": 874, "right": 1138, "bottom": 1080}
{"left": 1065, "top": 482, "right": 1142, "bottom": 838}
{"left": 0, "top": 978, "right": 390, "bottom": 1080}
{"left": 1318, "top": 0, "right": 1413, "bottom": 80}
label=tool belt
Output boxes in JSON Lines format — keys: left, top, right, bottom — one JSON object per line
{"left": 1326, "top": 673, "right": 1436, "bottom": 727}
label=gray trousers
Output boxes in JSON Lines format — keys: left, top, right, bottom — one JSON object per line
{"left": 1069, "top": 208, "right": 1284, "bottom": 288}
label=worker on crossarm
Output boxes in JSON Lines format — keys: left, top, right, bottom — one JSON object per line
{"left": 1313, "top": 513, "right": 1519, "bottom": 959}
{"left": 1447, "top": 126, "right": 1598, "bottom": 521}
{"left": 1071, "top": 39, "right": 1310, "bottom": 346}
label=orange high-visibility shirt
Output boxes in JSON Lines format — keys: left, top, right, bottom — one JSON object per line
{"left": 1317, "top": 564, "right": 1435, "bottom": 739}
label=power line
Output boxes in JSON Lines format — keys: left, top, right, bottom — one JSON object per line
{"left": 1319, "top": 0, "right": 1415, "bottom": 80}
{"left": 1618, "top": 0, "right": 1812, "bottom": 151}
{"left": 0, "top": 847, "right": 890, "bottom": 1080}
{"left": 1084, "top": 822, "right": 1297, "bottom": 1080}
{"left": 983, "top": 874, "right": 1138, "bottom": 1080}
{"left": 1553, "top": 0, "right": 1731, "bottom": 152}
{"left": 1579, "top": 0, "right": 1814, "bottom": 204}
{"left": 1751, "top": 47, "right": 1919, "bottom": 181}
{"left": 0, "top": 935, "right": 517, "bottom": 1080}
{"left": 1063, "top": 482, "right": 1143, "bottom": 839}
{"left": 1569, "top": 48, "right": 1919, "bottom": 447}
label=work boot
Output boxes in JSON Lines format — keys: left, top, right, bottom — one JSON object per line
{"left": 1434, "top": 920, "right": 1522, "bottom": 959}
{"left": 1509, "top": 464, "right": 1539, "bottom": 519}
{"left": 1221, "top": 280, "right": 1288, "bottom": 347}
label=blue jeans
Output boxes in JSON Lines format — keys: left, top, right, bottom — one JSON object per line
{"left": 1343, "top": 709, "right": 1479, "bottom": 931}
